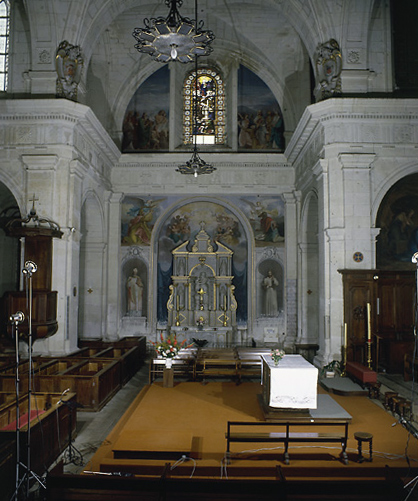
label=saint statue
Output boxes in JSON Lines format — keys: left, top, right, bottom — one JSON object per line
{"left": 127, "top": 267, "right": 143, "bottom": 316}
{"left": 263, "top": 270, "right": 279, "bottom": 316}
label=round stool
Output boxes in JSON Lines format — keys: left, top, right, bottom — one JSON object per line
{"left": 354, "top": 432, "right": 373, "bottom": 463}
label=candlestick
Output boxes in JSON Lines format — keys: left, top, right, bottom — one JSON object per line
{"left": 344, "top": 322, "right": 347, "bottom": 348}
{"left": 367, "top": 303, "right": 372, "bottom": 342}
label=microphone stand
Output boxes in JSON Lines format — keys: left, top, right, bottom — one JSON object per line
{"left": 10, "top": 311, "right": 24, "bottom": 500}
{"left": 10, "top": 261, "right": 46, "bottom": 500}
{"left": 402, "top": 252, "right": 418, "bottom": 501}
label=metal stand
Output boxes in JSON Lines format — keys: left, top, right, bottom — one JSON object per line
{"left": 402, "top": 252, "right": 418, "bottom": 501}
{"left": 10, "top": 261, "right": 46, "bottom": 501}
{"left": 60, "top": 400, "right": 84, "bottom": 466}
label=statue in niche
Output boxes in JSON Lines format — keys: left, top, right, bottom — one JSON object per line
{"left": 263, "top": 270, "right": 279, "bottom": 316}
{"left": 127, "top": 268, "right": 143, "bottom": 316}
{"left": 178, "top": 257, "right": 186, "bottom": 276}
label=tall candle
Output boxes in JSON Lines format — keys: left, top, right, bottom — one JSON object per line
{"left": 344, "top": 323, "right": 347, "bottom": 348}
{"left": 367, "top": 303, "right": 371, "bottom": 341}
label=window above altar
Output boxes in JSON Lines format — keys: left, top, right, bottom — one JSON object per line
{"left": 183, "top": 67, "right": 225, "bottom": 146}
{"left": 121, "top": 64, "right": 284, "bottom": 153}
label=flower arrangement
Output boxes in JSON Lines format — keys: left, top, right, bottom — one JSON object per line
{"left": 196, "top": 316, "right": 205, "bottom": 329}
{"left": 153, "top": 333, "right": 190, "bottom": 359}
{"left": 271, "top": 348, "right": 285, "bottom": 364}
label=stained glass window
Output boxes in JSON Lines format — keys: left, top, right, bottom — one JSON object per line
{"left": 0, "top": 1, "right": 10, "bottom": 92}
{"left": 183, "top": 67, "right": 225, "bottom": 146}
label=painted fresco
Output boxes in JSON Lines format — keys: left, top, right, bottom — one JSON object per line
{"left": 122, "top": 197, "right": 167, "bottom": 245}
{"left": 121, "top": 65, "right": 169, "bottom": 152}
{"left": 121, "top": 196, "right": 285, "bottom": 322}
{"left": 237, "top": 65, "right": 285, "bottom": 151}
{"left": 376, "top": 173, "right": 418, "bottom": 270}
{"left": 238, "top": 196, "right": 285, "bottom": 246}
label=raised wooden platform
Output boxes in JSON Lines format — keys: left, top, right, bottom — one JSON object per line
{"left": 46, "top": 381, "right": 418, "bottom": 500}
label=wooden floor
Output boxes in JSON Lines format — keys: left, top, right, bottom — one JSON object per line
{"left": 47, "top": 380, "right": 418, "bottom": 500}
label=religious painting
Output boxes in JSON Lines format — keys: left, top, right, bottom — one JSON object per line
{"left": 237, "top": 196, "right": 285, "bottom": 246}
{"left": 376, "top": 173, "right": 418, "bottom": 270}
{"left": 121, "top": 65, "right": 169, "bottom": 152}
{"left": 237, "top": 65, "right": 285, "bottom": 151}
{"left": 121, "top": 196, "right": 166, "bottom": 246}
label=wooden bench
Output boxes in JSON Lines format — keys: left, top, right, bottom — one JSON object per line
{"left": 345, "top": 361, "right": 380, "bottom": 397}
{"left": 225, "top": 420, "right": 349, "bottom": 465}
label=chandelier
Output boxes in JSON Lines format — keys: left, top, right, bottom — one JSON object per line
{"left": 132, "top": 0, "right": 215, "bottom": 63}
{"left": 176, "top": 145, "right": 216, "bottom": 177}
{"left": 176, "top": 57, "right": 216, "bottom": 177}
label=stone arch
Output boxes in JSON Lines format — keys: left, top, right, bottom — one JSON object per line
{"left": 372, "top": 161, "right": 418, "bottom": 225}
{"left": 375, "top": 172, "right": 418, "bottom": 269}
{"left": 78, "top": 190, "right": 106, "bottom": 340}
{"left": 149, "top": 196, "right": 255, "bottom": 331}
{"left": 298, "top": 190, "right": 319, "bottom": 345}
{"left": 0, "top": 180, "right": 22, "bottom": 297}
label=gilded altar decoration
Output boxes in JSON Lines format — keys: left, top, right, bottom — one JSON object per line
{"left": 315, "top": 38, "right": 342, "bottom": 100}
{"left": 55, "top": 40, "right": 84, "bottom": 101}
{"left": 167, "top": 222, "right": 237, "bottom": 330}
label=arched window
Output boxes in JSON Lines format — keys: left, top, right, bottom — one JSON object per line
{"left": 183, "top": 67, "right": 225, "bottom": 146}
{"left": 0, "top": 0, "right": 10, "bottom": 92}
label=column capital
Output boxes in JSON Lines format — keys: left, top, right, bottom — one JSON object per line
{"left": 21, "top": 154, "right": 59, "bottom": 170}
{"left": 338, "top": 153, "right": 376, "bottom": 168}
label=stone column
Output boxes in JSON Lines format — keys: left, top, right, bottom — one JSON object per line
{"left": 283, "top": 191, "right": 299, "bottom": 345}
{"left": 105, "top": 192, "right": 123, "bottom": 339}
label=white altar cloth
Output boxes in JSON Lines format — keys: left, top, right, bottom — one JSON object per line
{"left": 262, "top": 354, "right": 318, "bottom": 409}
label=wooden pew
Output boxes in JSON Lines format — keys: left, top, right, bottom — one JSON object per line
{"left": 195, "top": 348, "right": 240, "bottom": 382}
{"left": 235, "top": 348, "right": 271, "bottom": 381}
{"left": 0, "top": 391, "right": 77, "bottom": 480}
{"left": 34, "top": 359, "right": 121, "bottom": 411}
{"left": 225, "top": 420, "right": 349, "bottom": 465}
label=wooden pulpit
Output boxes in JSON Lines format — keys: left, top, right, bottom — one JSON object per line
{"left": 2, "top": 220, "right": 63, "bottom": 340}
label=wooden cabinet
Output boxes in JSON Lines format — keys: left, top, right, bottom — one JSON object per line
{"left": 340, "top": 269, "right": 416, "bottom": 373}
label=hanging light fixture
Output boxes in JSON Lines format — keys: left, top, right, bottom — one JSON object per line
{"left": 133, "top": 0, "right": 215, "bottom": 63}
{"left": 176, "top": 55, "right": 216, "bottom": 177}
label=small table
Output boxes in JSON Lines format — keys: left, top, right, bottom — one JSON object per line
{"left": 163, "top": 368, "right": 174, "bottom": 388}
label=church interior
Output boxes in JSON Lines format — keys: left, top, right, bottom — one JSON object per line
{"left": 1, "top": 0, "right": 418, "bottom": 499}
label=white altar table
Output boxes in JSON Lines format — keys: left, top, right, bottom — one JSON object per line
{"left": 261, "top": 354, "right": 318, "bottom": 409}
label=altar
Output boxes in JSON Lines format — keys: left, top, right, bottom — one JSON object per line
{"left": 170, "top": 326, "right": 234, "bottom": 347}
{"left": 167, "top": 223, "right": 237, "bottom": 332}
{"left": 261, "top": 354, "right": 318, "bottom": 410}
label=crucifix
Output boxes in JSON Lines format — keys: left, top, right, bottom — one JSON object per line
{"left": 29, "top": 193, "right": 39, "bottom": 211}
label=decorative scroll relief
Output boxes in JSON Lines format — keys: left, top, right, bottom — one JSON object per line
{"left": 55, "top": 41, "right": 84, "bottom": 101}
{"left": 315, "top": 38, "right": 342, "bottom": 100}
